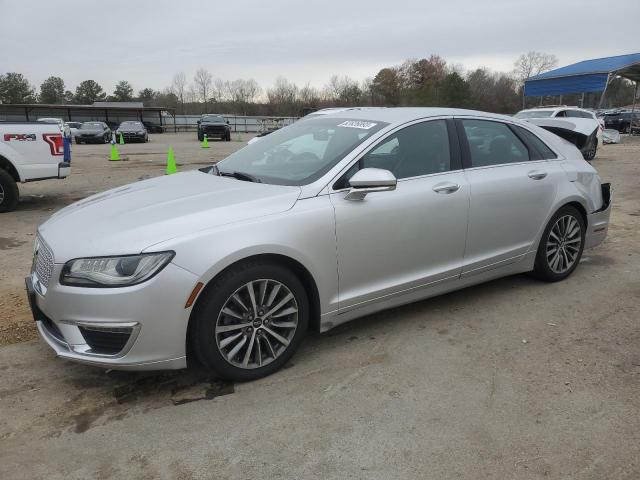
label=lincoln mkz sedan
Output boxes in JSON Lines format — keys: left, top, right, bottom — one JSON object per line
{"left": 27, "top": 108, "right": 611, "bottom": 381}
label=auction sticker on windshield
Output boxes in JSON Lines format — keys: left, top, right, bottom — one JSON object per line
{"left": 338, "top": 120, "right": 377, "bottom": 129}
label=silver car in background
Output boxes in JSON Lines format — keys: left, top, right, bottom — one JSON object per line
{"left": 27, "top": 108, "right": 611, "bottom": 381}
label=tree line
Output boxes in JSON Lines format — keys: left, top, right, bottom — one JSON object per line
{"left": 0, "top": 52, "right": 636, "bottom": 117}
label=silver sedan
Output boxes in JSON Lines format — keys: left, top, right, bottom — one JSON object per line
{"left": 28, "top": 108, "right": 611, "bottom": 381}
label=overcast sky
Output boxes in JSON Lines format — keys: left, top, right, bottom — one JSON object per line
{"left": 1, "top": 0, "right": 638, "bottom": 94}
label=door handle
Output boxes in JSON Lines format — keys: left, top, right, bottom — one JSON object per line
{"left": 528, "top": 170, "right": 547, "bottom": 180}
{"left": 432, "top": 182, "right": 460, "bottom": 194}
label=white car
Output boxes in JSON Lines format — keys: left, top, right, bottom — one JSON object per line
{"left": 514, "top": 107, "right": 603, "bottom": 160}
{"left": 28, "top": 108, "right": 611, "bottom": 381}
{"left": 37, "top": 118, "right": 71, "bottom": 138}
{"left": 64, "top": 121, "right": 82, "bottom": 139}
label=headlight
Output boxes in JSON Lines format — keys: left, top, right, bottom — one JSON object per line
{"left": 60, "top": 252, "right": 174, "bottom": 287}
{"left": 137, "top": 131, "right": 144, "bottom": 135}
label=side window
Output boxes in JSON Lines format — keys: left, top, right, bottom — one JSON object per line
{"left": 555, "top": 110, "right": 567, "bottom": 118}
{"left": 334, "top": 120, "right": 452, "bottom": 189}
{"left": 565, "top": 110, "right": 580, "bottom": 118}
{"left": 514, "top": 126, "right": 557, "bottom": 159}
{"left": 361, "top": 120, "right": 451, "bottom": 179}
{"left": 461, "top": 120, "right": 530, "bottom": 167}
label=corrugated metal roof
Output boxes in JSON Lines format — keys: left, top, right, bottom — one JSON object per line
{"left": 92, "top": 101, "right": 144, "bottom": 108}
{"left": 528, "top": 53, "right": 640, "bottom": 81}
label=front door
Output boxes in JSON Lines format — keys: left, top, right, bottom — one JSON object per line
{"left": 329, "top": 119, "right": 469, "bottom": 311}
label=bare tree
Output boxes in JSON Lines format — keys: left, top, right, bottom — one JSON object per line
{"left": 193, "top": 68, "right": 213, "bottom": 112}
{"left": 513, "top": 51, "right": 558, "bottom": 84}
{"left": 171, "top": 72, "right": 187, "bottom": 114}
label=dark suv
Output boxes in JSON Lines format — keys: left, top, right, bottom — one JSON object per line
{"left": 603, "top": 111, "right": 640, "bottom": 133}
{"left": 197, "top": 114, "right": 231, "bottom": 141}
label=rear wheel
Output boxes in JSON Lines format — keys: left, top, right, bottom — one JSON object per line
{"left": 533, "top": 205, "right": 585, "bottom": 282}
{"left": 582, "top": 137, "right": 597, "bottom": 161}
{"left": 0, "top": 169, "right": 19, "bottom": 213}
{"left": 192, "top": 261, "right": 308, "bottom": 381}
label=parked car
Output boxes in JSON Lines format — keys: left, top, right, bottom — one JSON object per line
{"left": 75, "top": 122, "right": 112, "bottom": 144}
{"left": 143, "top": 121, "right": 165, "bottom": 133}
{"left": 0, "top": 121, "right": 70, "bottom": 212}
{"left": 514, "top": 106, "right": 602, "bottom": 160}
{"left": 603, "top": 111, "right": 640, "bottom": 133}
{"left": 197, "top": 114, "right": 231, "bottom": 141}
{"left": 116, "top": 121, "right": 148, "bottom": 143}
{"left": 37, "top": 117, "right": 70, "bottom": 138}
{"left": 64, "top": 121, "right": 82, "bottom": 140}
{"left": 27, "top": 108, "right": 611, "bottom": 381}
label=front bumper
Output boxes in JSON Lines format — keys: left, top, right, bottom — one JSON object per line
{"left": 585, "top": 183, "right": 611, "bottom": 249}
{"left": 27, "top": 261, "right": 199, "bottom": 371}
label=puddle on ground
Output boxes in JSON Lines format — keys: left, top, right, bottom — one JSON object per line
{"left": 49, "top": 367, "right": 234, "bottom": 435}
{"left": 0, "top": 237, "right": 26, "bottom": 250}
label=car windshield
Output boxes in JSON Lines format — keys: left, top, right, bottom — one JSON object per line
{"left": 213, "top": 117, "right": 388, "bottom": 186}
{"left": 514, "top": 110, "right": 554, "bottom": 119}
{"left": 81, "top": 122, "right": 103, "bottom": 129}
{"left": 120, "top": 122, "right": 142, "bottom": 128}
{"left": 202, "top": 115, "right": 225, "bottom": 122}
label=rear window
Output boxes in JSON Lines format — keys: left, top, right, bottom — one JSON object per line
{"left": 514, "top": 110, "right": 554, "bottom": 119}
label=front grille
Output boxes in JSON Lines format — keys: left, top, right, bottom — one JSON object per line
{"left": 33, "top": 237, "right": 54, "bottom": 287}
{"left": 79, "top": 326, "right": 132, "bottom": 355}
{"left": 204, "top": 126, "right": 225, "bottom": 134}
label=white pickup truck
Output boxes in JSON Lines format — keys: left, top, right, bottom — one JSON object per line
{"left": 0, "top": 122, "right": 71, "bottom": 212}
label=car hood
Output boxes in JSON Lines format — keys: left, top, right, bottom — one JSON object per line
{"left": 79, "top": 129, "right": 104, "bottom": 134}
{"left": 39, "top": 170, "right": 301, "bottom": 262}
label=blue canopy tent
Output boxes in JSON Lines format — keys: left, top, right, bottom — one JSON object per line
{"left": 524, "top": 53, "right": 640, "bottom": 110}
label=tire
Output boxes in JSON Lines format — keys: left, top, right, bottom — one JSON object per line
{"left": 533, "top": 205, "right": 585, "bottom": 282}
{"left": 191, "top": 260, "right": 309, "bottom": 381}
{"left": 582, "top": 137, "right": 597, "bottom": 161}
{"left": 197, "top": 131, "right": 204, "bottom": 142}
{"left": 103, "top": 135, "right": 109, "bottom": 144}
{"left": 225, "top": 132, "right": 231, "bottom": 141}
{"left": 0, "top": 169, "right": 19, "bottom": 213}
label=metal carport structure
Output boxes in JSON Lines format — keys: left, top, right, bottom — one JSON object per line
{"left": 0, "top": 102, "right": 177, "bottom": 132}
{"left": 524, "top": 53, "right": 640, "bottom": 111}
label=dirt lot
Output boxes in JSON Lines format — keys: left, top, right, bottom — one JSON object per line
{"left": 0, "top": 134, "right": 639, "bottom": 479}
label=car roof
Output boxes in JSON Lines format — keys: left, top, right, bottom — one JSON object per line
{"left": 308, "top": 107, "right": 515, "bottom": 125}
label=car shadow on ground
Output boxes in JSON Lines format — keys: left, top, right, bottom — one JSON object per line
{"left": 51, "top": 273, "right": 541, "bottom": 426}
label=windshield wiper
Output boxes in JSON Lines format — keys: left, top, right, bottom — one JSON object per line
{"left": 218, "top": 170, "right": 262, "bottom": 183}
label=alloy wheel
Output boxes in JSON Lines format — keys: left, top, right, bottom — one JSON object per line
{"left": 546, "top": 214, "right": 582, "bottom": 274}
{"left": 215, "top": 279, "right": 299, "bottom": 369}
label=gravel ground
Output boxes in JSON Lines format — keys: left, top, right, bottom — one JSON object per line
{"left": 0, "top": 134, "right": 639, "bottom": 479}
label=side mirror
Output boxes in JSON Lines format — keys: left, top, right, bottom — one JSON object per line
{"left": 345, "top": 168, "right": 397, "bottom": 201}
{"left": 226, "top": 120, "right": 230, "bottom": 125}
{"left": 197, "top": 120, "right": 201, "bottom": 125}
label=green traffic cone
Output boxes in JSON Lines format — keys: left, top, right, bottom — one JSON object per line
{"left": 166, "top": 146, "right": 177, "bottom": 174}
{"left": 201, "top": 134, "right": 209, "bottom": 148}
{"left": 110, "top": 143, "right": 120, "bottom": 161}
{"left": 119, "top": 132, "right": 125, "bottom": 145}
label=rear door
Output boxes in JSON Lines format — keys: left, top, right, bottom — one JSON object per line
{"left": 456, "top": 118, "right": 565, "bottom": 277}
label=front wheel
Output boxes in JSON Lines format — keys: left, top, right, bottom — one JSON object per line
{"left": 533, "top": 206, "right": 585, "bottom": 282}
{"left": 191, "top": 261, "right": 308, "bottom": 381}
{"left": 0, "top": 169, "right": 19, "bottom": 213}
